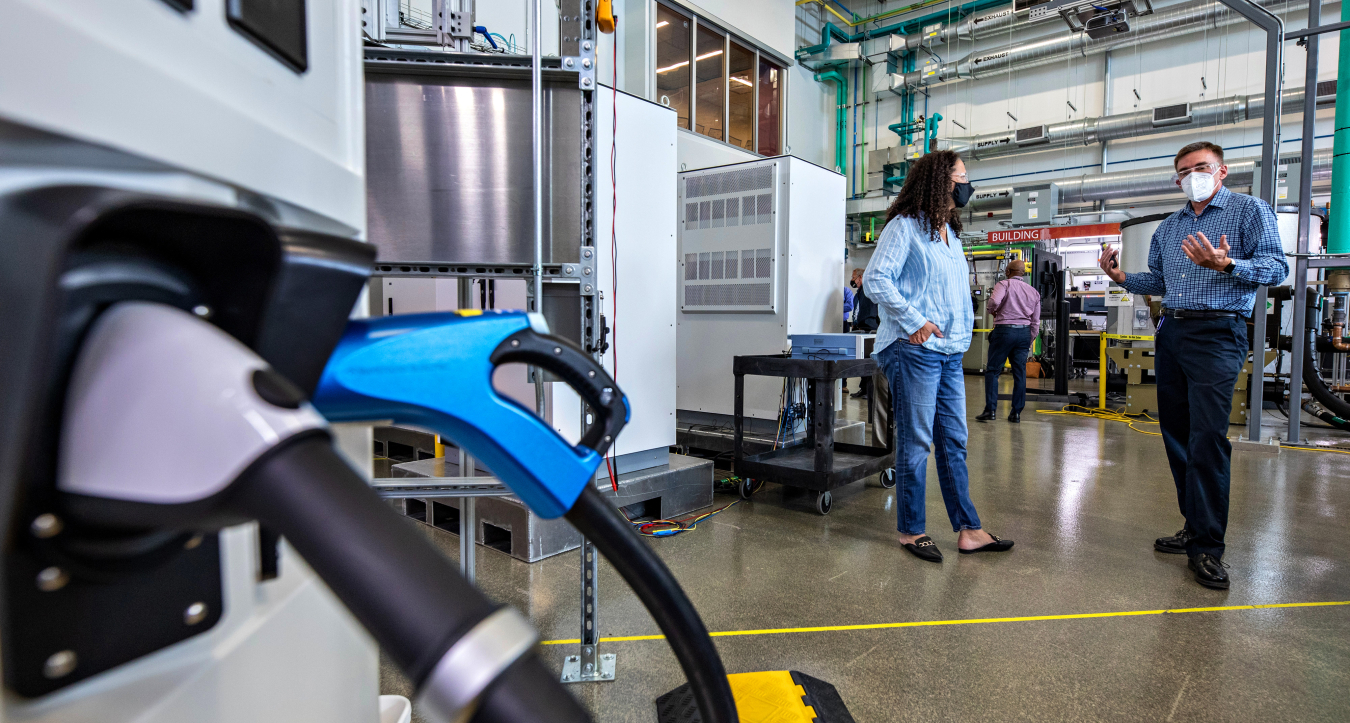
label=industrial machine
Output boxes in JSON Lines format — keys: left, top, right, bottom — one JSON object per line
{"left": 963, "top": 283, "right": 997, "bottom": 373}
{"left": 676, "top": 156, "right": 846, "bottom": 426}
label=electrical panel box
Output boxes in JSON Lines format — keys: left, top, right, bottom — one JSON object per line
{"left": 1011, "top": 183, "right": 1060, "bottom": 226}
{"left": 1254, "top": 157, "right": 1304, "bottom": 205}
{"left": 677, "top": 157, "right": 846, "bottom": 421}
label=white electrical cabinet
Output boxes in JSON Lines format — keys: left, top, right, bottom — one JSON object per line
{"left": 553, "top": 86, "right": 679, "bottom": 473}
{"left": 677, "top": 157, "right": 846, "bottom": 421}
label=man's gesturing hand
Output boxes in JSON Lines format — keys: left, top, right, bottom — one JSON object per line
{"left": 1182, "top": 232, "right": 1231, "bottom": 272}
{"left": 909, "top": 321, "right": 944, "bottom": 345}
{"left": 1097, "top": 247, "right": 1126, "bottom": 284}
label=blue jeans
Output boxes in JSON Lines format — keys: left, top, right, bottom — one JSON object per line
{"left": 877, "top": 341, "right": 983, "bottom": 535}
{"left": 1154, "top": 315, "right": 1247, "bottom": 560}
{"left": 983, "top": 325, "right": 1034, "bottom": 414}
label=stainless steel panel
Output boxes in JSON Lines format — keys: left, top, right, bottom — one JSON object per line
{"left": 365, "top": 72, "right": 582, "bottom": 265}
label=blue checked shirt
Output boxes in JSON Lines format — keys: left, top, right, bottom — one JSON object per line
{"left": 1121, "top": 186, "right": 1288, "bottom": 313}
{"left": 863, "top": 214, "right": 973, "bottom": 356}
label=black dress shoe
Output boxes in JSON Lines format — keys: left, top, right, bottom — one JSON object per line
{"left": 975, "top": 410, "right": 996, "bottom": 422}
{"left": 850, "top": 390, "right": 869, "bottom": 400}
{"left": 901, "top": 535, "right": 943, "bottom": 563}
{"left": 1155, "top": 526, "right": 1193, "bottom": 554}
{"left": 958, "top": 533, "right": 1015, "bottom": 555}
{"left": 1189, "top": 554, "right": 1230, "bottom": 589}
{"left": 1007, "top": 412, "right": 1021, "bottom": 423}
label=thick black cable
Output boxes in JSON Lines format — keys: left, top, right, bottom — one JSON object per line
{"left": 233, "top": 433, "right": 595, "bottom": 723}
{"left": 1301, "top": 297, "right": 1350, "bottom": 420}
{"left": 471, "top": 655, "right": 591, "bottom": 723}
{"left": 564, "top": 486, "right": 738, "bottom": 723}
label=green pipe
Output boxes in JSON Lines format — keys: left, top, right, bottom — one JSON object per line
{"left": 1332, "top": 2, "right": 1350, "bottom": 254}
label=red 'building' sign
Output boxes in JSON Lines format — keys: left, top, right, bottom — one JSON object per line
{"left": 986, "top": 224, "right": 1120, "bottom": 244}
{"left": 987, "top": 228, "right": 1050, "bottom": 243}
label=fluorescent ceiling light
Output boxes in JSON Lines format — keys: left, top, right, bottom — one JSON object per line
{"left": 656, "top": 60, "right": 689, "bottom": 74}
{"left": 731, "top": 76, "right": 752, "bottom": 86}
{"left": 696, "top": 49, "right": 723, "bottom": 60}
{"left": 656, "top": 20, "right": 669, "bottom": 28}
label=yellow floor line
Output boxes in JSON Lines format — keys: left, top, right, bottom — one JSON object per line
{"left": 537, "top": 600, "right": 1350, "bottom": 646}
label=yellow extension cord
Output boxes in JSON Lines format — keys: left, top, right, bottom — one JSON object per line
{"left": 1038, "top": 404, "right": 1350, "bottom": 455}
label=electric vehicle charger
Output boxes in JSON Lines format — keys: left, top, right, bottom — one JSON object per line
{"left": 55, "top": 301, "right": 590, "bottom": 723}
{"left": 315, "top": 310, "right": 739, "bottom": 723}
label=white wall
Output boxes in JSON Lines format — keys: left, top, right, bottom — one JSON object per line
{"left": 672, "top": 0, "right": 797, "bottom": 58}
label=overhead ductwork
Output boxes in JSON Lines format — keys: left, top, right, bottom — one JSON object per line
{"left": 967, "top": 148, "right": 1332, "bottom": 211}
{"left": 876, "top": 0, "right": 1308, "bottom": 93}
{"left": 948, "top": 82, "right": 1337, "bottom": 160}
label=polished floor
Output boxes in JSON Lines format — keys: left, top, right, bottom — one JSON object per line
{"left": 382, "top": 377, "right": 1350, "bottom": 722}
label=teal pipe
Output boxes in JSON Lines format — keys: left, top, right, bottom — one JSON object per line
{"left": 923, "top": 112, "right": 943, "bottom": 154}
{"left": 1332, "top": 1, "right": 1350, "bottom": 253}
{"left": 800, "top": 0, "right": 1008, "bottom": 54}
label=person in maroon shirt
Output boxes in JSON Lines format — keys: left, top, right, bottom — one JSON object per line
{"left": 976, "top": 260, "right": 1043, "bottom": 423}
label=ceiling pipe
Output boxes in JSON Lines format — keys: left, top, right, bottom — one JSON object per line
{"left": 967, "top": 147, "right": 1332, "bottom": 211}
{"left": 876, "top": 0, "right": 1310, "bottom": 93}
{"left": 947, "top": 82, "right": 1337, "bottom": 160}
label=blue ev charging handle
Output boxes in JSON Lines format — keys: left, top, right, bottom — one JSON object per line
{"left": 313, "top": 310, "right": 630, "bottom": 519}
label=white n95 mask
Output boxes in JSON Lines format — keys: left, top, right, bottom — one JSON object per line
{"left": 1181, "top": 172, "right": 1216, "bottom": 203}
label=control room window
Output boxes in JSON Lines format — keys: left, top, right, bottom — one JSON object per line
{"left": 727, "top": 41, "right": 755, "bottom": 151}
{"left": 757, "top": 58, "right": 783, "bottom": 156}
{"left": 655, "top": 4, "right": 691, "bottom": 130}
{"left": 694, "top": 24, "right": 725, "bottom": 141}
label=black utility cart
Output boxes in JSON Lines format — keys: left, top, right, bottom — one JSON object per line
{"left": 733, "top": 354, "right": 895, "bottom": 515}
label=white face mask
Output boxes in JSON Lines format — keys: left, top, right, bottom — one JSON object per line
{"left": 1180, "top": 171, "right": 1217, "bottom": 203}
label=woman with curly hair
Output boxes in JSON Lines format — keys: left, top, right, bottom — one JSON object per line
{"left": 862, "top": 150, "right": 1014, "bottom": 563}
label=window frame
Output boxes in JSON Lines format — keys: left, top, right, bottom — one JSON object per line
{"left": 654, "top": 1, "right": 785, "bottom": 158}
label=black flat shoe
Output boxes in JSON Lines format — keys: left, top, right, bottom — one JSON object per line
{"left": 1155, "top": 526, "right": 1193, "bottom": 554}
{"left": 975, "top": 410, "right": 996, "bottom": 422}
{"left": 1189, "top": 554, "right": 1230, "bottom": 589}
{"left": 958, "top": 533, "right": 1015, "bottom": 555}
{"left": 1007, "top": 412, "right": 1021, "bottom": 423}
{"left": 901, "top": 535, "right": 943, "bottom": 563}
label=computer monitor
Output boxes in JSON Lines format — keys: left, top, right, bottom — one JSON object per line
{"left": 1082, "top": 296, "right": 1106, "bottom": 313}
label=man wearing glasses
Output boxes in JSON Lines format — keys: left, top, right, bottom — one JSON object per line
{"left": 1097, "top": 141, "right": 1287, "bottom": 590}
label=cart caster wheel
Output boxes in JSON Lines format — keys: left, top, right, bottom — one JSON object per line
{"left": 880, "top": 468, "right": 896, "bottom": 489}
{"left": 815, "top": 491, "right": 832, "bottom": 515}
{"left": 739, "top": 478, "right": 755, "bottom": 500}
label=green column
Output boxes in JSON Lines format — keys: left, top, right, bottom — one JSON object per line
{"left": 1331, "top": 2, "right": 1350, "bottom": 253}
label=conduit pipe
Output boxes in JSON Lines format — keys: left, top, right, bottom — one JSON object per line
{"left": 966, "top": 147, "right": 1333, "bottom": 211}
{"left": 880, "top": 0, "right": 1309, "bottom": 91}
{"left": 948, "top": 84, "right": 1336, "bottom": 160}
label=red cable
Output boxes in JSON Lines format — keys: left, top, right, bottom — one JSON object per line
{"left": 608, "top": 37, "right": 620, "bottom": 492}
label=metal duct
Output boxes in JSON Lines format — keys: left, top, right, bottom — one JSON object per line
{"left": 882, "top": 0, "right": 1307, "bottom": 91}
{"left": 949, "top": 82, "right": 1337, "bottom": 160}
{"left": 967, "top": 148, "right": 1332, "bottom": 211}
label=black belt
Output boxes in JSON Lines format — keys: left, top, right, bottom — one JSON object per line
{"left": 994, "top": 324, "right": 1033, "bottom": 328}
{"left": 1163, "top": 309, "right": 1240, "bottom": 319}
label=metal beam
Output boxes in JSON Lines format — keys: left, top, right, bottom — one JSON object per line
{"left": 1214, "top": 0, "right": 1283, "bottom": 444}
{"left": 1288, "top": 0, "right": 1322, "bottom": 444}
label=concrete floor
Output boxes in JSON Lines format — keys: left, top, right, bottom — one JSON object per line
{"left": 382, "top": 376, "right": 1350, "bottom": 722}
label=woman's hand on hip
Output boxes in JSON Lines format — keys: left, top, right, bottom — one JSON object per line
{"left": 909, "top": 321, "right": 944, "bottom": 345}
